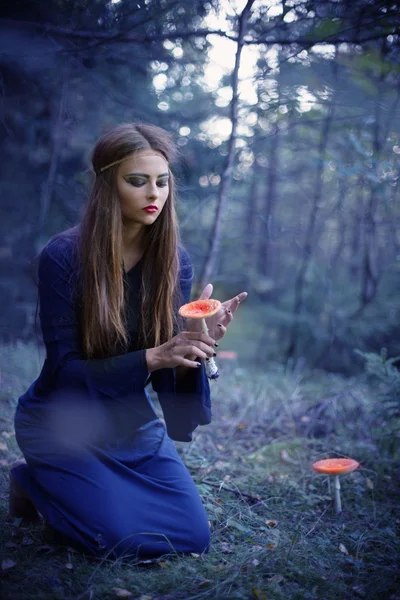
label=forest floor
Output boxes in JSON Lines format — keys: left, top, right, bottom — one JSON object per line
{"left": 0, "top": 341, "right": 399, "bottom": 600}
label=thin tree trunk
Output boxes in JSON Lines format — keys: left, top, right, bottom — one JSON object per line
{"left": 349, "top": 173, "right": 365, "bottom": 279}
{"left": 198, "top": 0, "right": 256, "bottom": 292}
{"left": 38, "top": 75, "right": 67, "bottom": 230}
{"left": 245, "top": 159, "right": 264, "bottom": 288}
{"left": 330, "top": 176, "right": 348, "bottom": 272}
{"left": 349, "top": 42, "right": 388, "bottom": 319}
{"left": 313, "top": 176, "right": 347, "bottom": 369}
{"left": 285, "top": 64, "right": 336, "bottom": 364}
{"left": 257, "top": 120, "right": 280, "bottom": 282}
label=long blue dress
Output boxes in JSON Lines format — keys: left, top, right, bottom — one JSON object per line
{"left": 13, "top": 233, "right": 212, "bottom": 559}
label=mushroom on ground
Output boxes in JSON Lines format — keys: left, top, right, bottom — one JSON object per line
{"left": 179, "top": 298, "right": 222, "bottom": 380}
{"left": 312, "top": 458, "right": 360, "bottom": 514}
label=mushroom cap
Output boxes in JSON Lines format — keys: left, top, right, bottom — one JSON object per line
{"left": 179, "top": 299, "right": 221, "bottom": 319}
{"left": 312, "top": 458, "right": 360, "bottom": 475}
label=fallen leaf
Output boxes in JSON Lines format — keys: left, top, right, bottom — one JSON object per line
{"left": 366, "top": 478, "right": 374, "bottom": 489}
{"left": 252, "top": 558, "right": 260, "bottom": 566}
{"left": 220, "top": 542, "right": 234, "bottom": 553}
{"left": 339, "top": 543, "right": 349, "bottom": 555}
{"left": 65, "top": 562, "right": 74, "bottom": 569}
{"left": 158, "top": 561, "right": 168, "bottom": 568}
{"left": 267, "top": 543, "right": 277, "bottom": 549}
{"left": 113, "top": 589, "right": 133, "bottom": 598}
{"left": 190, "top": 552, "right": 200, "bottom": 558}
{"left": 199, "top": 579, "right": 212, "bottom": 586}
{"left": 0, "top": 442, "right": 8, "bottom": 451}
{"left": 280, "top": 449, "right": 297, "bottom": 464}
{"left": 2, "top": 559, "right": 16, "bottom": 570}
{"left": 265, "top": 520, "right": 278, "bottom": 527}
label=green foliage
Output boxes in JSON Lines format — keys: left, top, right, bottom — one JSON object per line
{"left": 354, "top": 347, "right": 400, "bottom": 455}
{"left": 308, "top": 18, "right": 345, "bottom": 41}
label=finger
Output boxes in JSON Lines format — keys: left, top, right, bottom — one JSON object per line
{"left": 217, "top": 323, "right": 227, "bottom": 336}
{"left": 198, "top": 341, "right": 217, "bottom": 357}
{"left": 199, "top": 283, "right": 213, "bottom": 300}
{"left": 225, "top": 307, "right": 234, "bottom": 322}
{"left": 182, "top": 331, "right": 216, "bottom": 346}
{"left": 231, "top": 292, "right": 247, "bottom": 313}
{"left": 181, "top": 357, "right": 203, "bottom": 369}
{"left": 182, "top": 342, "right": 214, "bottom": 359}
{"left": 180, "top": 345, "right": 209, "bottom": 361}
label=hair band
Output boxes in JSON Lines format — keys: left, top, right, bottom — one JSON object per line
{"left": 99, "top": 157, "right": 129, "bottom": 173}
{"left": 98, "top": 151, "right": 169, "bottom": 175}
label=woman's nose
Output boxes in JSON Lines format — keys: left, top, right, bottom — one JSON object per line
{"left": 148, "top": 182, "right": 159, "bottom": 198}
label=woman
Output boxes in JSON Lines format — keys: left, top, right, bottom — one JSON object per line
{"left": 10, "top": 123, "right": 247, "bottom": 560}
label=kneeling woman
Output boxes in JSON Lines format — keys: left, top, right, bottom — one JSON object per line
{"left": 10, "top": 122, "right": 245, "bottom": 560}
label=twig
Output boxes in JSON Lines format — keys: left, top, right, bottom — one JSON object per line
{"left": 200, "top": 478, "right": 262, "bottom": 503}
{"left": 304, "top": 506, "right": 330, "bottom": 538}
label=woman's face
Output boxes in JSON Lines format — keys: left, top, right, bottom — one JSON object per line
{"left": 116, "top": 149, "right": 170, "bottom": 228}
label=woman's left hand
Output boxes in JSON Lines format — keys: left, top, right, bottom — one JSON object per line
{"left": 186, "top": 283, "right": 248, "bottom": 341}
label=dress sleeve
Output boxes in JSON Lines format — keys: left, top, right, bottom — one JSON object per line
{"left": 39, "top": 238, "right": 149, "bottom": 398}
{"left": 151, "top": 246, "right": 212, "bottom": 442}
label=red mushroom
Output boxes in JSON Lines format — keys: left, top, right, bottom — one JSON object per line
{"left": 312, "top": 458, "right": 360, "bottom": 514}
{"left": 179, "top": 299, "right": 222, "bottom": 379}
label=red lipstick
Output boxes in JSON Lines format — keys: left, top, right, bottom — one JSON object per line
{"left": 143, "top": 205, "right": 158, "bottom": 213}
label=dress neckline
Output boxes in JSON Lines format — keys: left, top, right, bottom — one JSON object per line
{"left": 124, "top": 255, "right": 144, "bottom": 276}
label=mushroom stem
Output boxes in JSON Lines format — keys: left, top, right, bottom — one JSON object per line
{"left": 201, "top": 318, "right": 219, "bottom": 379}
{"left": 334, "top": 475, "right": 342, "bottom": 514}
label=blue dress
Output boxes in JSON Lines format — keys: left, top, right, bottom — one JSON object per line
{"left": 13, "top": 234, "right": 212, "bottom": 559}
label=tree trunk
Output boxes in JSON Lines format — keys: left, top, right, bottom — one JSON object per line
{"left": 349, "top": 173, "right": 365, "bottom": 279}
{"left": 257, "top": 120, "right": 280, "bottom": 283}
{"left": 244, "top": 159, "right": 264, "bottom": 289}
{"left": 349, "top": 42, "right": 388, "bottom": 319}
{"left": 330, "top": 176, "right": 348, "bottom": 273}
{"left": 38, "top": 75, "right": 67, "bottom": 231}
{"left": 285, "top": 63, "right": 336, "bottom": 365}
{"left": 198, "top": 0, "right": 256, "bottom": 293}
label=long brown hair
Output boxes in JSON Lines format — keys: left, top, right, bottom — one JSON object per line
{"left": 46, "top": 123, "right": 186, "bottom": 359}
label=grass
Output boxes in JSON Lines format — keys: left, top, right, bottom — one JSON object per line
{"left": 0, "top": 341, "right": 399, "bottom": 600}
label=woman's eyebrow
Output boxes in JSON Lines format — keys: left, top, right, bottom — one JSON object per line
{"left": 124, "top": 172, "right": 169, "bottom": 178}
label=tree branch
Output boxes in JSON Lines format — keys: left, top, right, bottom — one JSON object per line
{"left": 2, "top": 17, "right": 398, "bottom": 49}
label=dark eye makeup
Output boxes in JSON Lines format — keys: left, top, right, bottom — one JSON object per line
{"left": 124, "top": 177, "right": 169, "bottom": 187}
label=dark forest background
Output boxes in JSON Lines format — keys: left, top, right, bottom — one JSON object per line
{"left": 0, "top": 0, "right": 399, "bottom": 375}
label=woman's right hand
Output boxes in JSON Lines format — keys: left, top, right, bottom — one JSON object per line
{"left": 145, "top": 331, "right": 217, "bottom": 372}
